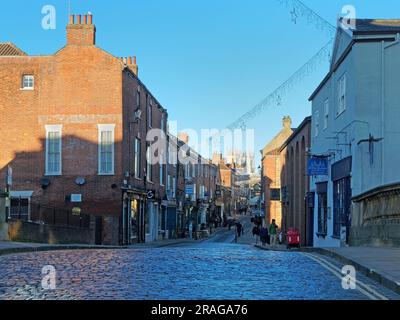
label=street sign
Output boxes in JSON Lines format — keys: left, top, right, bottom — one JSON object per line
{"left": 71, "top": 194, "right": 82, "bottom": 203}
{"left": 185, "top": 185, "right": 194, "bottom": 195}
{"left": 147, "top": 190, "right": 155, "bottom": 199}
{"left": 308, "top": 157, "right": 329, "bottom": 176}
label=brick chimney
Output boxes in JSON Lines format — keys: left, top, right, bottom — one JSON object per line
{"left": 67, "top": 14, "right": 96, "bottom": 46}
{"left": 283, "top": 116, "right": 292, "bottom": 129}
{"left": 120, "top": 56, "right": 139, "bottom": 77}
{"left": 178, "top": 132, "right": 189, "bottom": 144}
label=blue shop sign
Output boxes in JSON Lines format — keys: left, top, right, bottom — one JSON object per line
{"left": 308, "top": 157, "right": 328, "bottom": 176}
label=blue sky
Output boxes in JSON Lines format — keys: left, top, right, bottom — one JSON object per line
{"left": 1, "top": 0, "right": 399, "bottom": 165}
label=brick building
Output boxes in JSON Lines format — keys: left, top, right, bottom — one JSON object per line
{"left": 260, "top": 116, "right": 293, "bottom": 227}
{"left": 0, "top": 14, "right": 167, "bottom": 245}
{"left": 280, "top": 117, "right": 312, "bottom": 246}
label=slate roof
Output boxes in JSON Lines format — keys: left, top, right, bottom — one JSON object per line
{"left": 0, "top": 42, "right": 27, "bottom": 56}
{"left": 352, "top": 19, "right": 400, "bottom": 34}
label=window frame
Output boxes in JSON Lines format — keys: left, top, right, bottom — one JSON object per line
{"left": 22, "top": 75, "right": 34, "bottom": 90}
{"left": 136, "top": 87, "right": 141, "bottom": 107}
{"left": 134, "top": 137, "right": 141, "bottom": 179}
{"left": 146, "top": 143, "right": 153, "bottom": 182}
{"left": 45, "top": 125, "right": 62, "bottom": 176}
{"left": 314, "top": 110, "right": 320, "bottom": 138}
{"left": 98, "top": 124, "right": 115, "bottom": 176}
{"left": 317, "top": 189, "right": 328, "bottom": 236}
{"left": 147, "top": 97, "right": 153, "bottom": 129}
{"left": 337, "top": 73, "right": 347, "bottom": 116}
{"left": 324, "top": 99, "right": 329, "bottom": 130}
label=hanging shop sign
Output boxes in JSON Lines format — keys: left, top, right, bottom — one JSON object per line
{"left": 307, "top": 157, "right": 329, "bottom": 176}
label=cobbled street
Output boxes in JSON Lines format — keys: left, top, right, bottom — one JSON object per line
{"left": 1, "top": 217, "right": 399, "bottom": 300}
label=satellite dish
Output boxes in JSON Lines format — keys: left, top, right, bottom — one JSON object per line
{"left": 40, "top": 178, "right": 51, "bottom": 190}
{"left": 75, "top": 177, "right": 86, "bottom": 186}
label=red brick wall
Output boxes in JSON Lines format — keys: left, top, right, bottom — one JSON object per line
{"left": 122, "top": 71, "right": 167, "bottom": 201}
{"left": 262, "top": 152, "right": 282, "bottom": 227}
{"left": 280, "top": 119, "right": 311, "bottom": 246}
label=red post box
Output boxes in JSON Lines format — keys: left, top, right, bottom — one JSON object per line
{"left": 286, "top": 228, "right": 300, "bottom": 249}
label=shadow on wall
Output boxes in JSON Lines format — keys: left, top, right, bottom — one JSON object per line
{"left": 0, "top": 134, "right": 127, "bottom": 245}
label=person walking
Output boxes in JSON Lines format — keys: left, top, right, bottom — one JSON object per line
{"left": 269, "top": 219, "right": 279, "bottom": 247}
{"left": 260, "top": 226, "right": 269, "bottom": 246}
{"left": 188, "top": 222, "right": 193, "bottom": 240}
{"left": 236, "top": 222, "right": 243, "bottom": 238}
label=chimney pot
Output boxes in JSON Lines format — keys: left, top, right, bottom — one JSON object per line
{"left": 88, "top": 14, "right": 93, "bottom": 25}
{"left": 83, "top": 15, "right": 88, "bottom": 24}
{"left": 133, "top": 56, "right": 137, "bottom": 65}
{"left": 76, "top": 15, "right": 82, "bottom": 24}
{"left": 69, "top": 15, "right": 75, "bottom": 24}
{"left": 128, "top": 57, "right": 133, "bottom": 65}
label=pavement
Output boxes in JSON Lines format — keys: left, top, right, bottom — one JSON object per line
{"left": 311, "top": 246, "right": 400, "bottom": 294}
{"left": 0, "top": 241, "right": 123, "bottom": 256}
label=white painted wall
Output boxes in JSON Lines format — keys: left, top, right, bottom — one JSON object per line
{"left": 310, "top": 30, "right": 400, "bottom": 247}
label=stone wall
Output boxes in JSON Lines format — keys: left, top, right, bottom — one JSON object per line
{"left": 8, "top": 220, "right": 94, "bottom": 245}
{"left": 351, "top": 183, "right": 400, "bottom": 247}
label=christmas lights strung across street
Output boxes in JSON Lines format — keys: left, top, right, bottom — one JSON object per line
{"left": 276, "top": 0, "right": 336, "bottom": 37}
{"left": 224, "top": 0, "right": 338, "bottom": 131}
{"left": 226, "top": 39, "right": 333, "bottom": 131}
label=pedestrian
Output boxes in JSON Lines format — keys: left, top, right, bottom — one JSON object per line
{"left": 269, "top": 219, "right": 279, "bottom": 247}
{"left": 278, "top": 231, "right": 283, "bottom": 245}
{"left": 260, "top": 226, "right": 269, "bottom": 246}
{"left": 236, "top": 222, "right": 243, "bottom": 238}
{"left": 188, "top": 222, "right": 193, "bottom": 240}
{"left": 252, "top": 225, "right": 260, "bottom": 244}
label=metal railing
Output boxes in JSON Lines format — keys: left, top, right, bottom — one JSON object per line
{"left": 9, "top": 198, "right": 90, "bottom": 229}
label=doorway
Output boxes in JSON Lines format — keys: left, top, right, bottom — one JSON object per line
{"left": 95, "top": 216, "right": 103, "bottom": 245}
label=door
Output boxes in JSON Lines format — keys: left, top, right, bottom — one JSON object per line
{"left": 95, "top": 216, "right": 103, "bottom": 245}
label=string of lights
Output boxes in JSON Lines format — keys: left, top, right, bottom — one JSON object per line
{"left": 224, "top": 0, "right": 337, "bottom": 131}
{"left": 276, "top": 0, "right": 336, "bottom": 37}
{"left": 226, "top": 39, "right": 333, "bottom": 131}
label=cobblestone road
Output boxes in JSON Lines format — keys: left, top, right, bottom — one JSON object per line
{"left": 1, "top": 238, "right": 399, "bottom": 300}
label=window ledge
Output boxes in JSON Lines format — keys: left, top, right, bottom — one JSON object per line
{"left": 45, "top": 173, "right": 61, "bottom": 177}
{"left": 98, "top": 173, "right": 115, "bottom": 176}
{"left": 20, "top": 88, "right": 34, "bottom": 91}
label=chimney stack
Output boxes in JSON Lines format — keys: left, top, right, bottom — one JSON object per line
{"left": 67, "top": 13, "right": 96, "bottom": 46}
{"left": 282, "top": 116, "right": 292, "bottom": 129}
{"left": 121, "top": 56, "right": 139, "bottom": 77}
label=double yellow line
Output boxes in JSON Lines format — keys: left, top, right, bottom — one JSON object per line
{"left": 303, "top": 253, "right": 389, "bottom": 300}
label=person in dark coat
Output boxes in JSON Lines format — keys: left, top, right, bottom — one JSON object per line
{"left": 260, "top": 227, "right": 269, "bottom": 246}
{"left": 236, "top": 222, "right": 243, "bottom": 238}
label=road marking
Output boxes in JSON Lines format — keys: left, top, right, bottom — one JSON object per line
{"left": 304, "top": 253, "right": 389, "bottom": 301}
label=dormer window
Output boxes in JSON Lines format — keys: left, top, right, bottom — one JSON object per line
{"left": 22, "top": 75, "right": 34, "bottom": 90}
